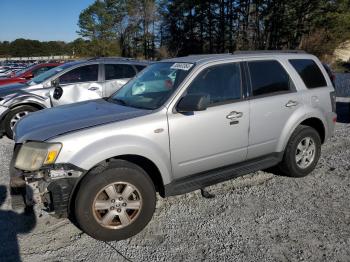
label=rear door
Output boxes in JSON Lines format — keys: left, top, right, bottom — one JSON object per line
{"left": 50, "top": 63, "right": 102, "bottom": 106}
{"left": 168, "top": 62, "right": 250, "bottom": 179}
{"left": 103, "top": 64, "right": 138, "bottom": 97}
{"left": 246, "top": 59, "right": 301, "bottom": 159}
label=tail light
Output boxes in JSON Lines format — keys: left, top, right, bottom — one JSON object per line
{"left": 330, "top": 91, "right": 336, "bottom": 112}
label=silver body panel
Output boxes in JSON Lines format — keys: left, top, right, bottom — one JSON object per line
{"left": 168, "top": 101, "right": 249, "bottom": 179}
{"left": 14, "top": 53, "right": 336, "bottom": 187}
{"left": 14, "top": 99, "right": 151, "bottom": 143}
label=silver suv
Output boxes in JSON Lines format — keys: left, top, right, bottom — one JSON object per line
{"left": 10, "top": 52, "right": 337, "bottom": 241}
{"left": 0, "top": 58, "right": 148, "bottom": 139}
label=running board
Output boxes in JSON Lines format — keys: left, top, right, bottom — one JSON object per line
{"left": 163, "top": 153, "right": 283, "bottom": 197}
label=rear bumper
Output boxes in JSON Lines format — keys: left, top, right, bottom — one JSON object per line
{"left": 325, "top": 111, "right": 337, "bottom": 141}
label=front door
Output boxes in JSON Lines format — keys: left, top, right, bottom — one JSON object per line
{"left": 168, "top": 62, "right": 250, "bottom": 179}
{"left": 50, "top": 64, "right": 102, "bottom": 106}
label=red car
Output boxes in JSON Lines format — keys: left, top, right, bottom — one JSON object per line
{"left": 0, "top": 63, "right": 61, "bottom": 86}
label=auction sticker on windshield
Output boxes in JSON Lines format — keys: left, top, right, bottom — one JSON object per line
{"left": 170, "top": 63, "right": 194, "bottom": 71}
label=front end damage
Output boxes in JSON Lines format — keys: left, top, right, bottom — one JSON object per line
{"left": 10, "top": 147, "right": 84, "bottom": 217}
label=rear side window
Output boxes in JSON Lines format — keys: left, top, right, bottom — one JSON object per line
{"left": 59, "top": 64, "right": 98, "bottom": 84}
{"left": 186, "top": 63, "right": 241, "bottom": 105}
{"left": 248, "top": 60, "right": 291, "bottom": 96}
{"left": 105, "top": 64, "right": 136, "bottom": 80}
{"left": 289, "top": 59, "right": 327, "bottom": 88}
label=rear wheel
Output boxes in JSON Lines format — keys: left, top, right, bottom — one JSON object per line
{"left": 74, "top": 160, "right": 156, "bottom": 241}
{"left": 277, "top": 125, "right": 321, "bottom": 177}
{"left": 4, "top": 105, "right": 38, "bottom": 139}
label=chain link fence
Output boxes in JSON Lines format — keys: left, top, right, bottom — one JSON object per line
{"left": 335, "top": 73, "right": 350, "bottom": 97}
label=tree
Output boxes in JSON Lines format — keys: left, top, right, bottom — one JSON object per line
{"left": 2, "top": 0, "right": 350, "bottom": 60}
{"left": 77, "top": 0, "right": 118, "bottom": 56}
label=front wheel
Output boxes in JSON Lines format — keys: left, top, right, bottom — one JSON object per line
{"left": 278, "top": 125, "right": 321, "bottom": 177}
{"left": 4, "top": 105, "right": 38, "bottom": 139}
{"left": 74, "top": 160, "right": 156, "bottom": 241}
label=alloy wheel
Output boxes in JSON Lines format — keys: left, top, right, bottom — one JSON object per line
{"left": 295, "top": 137, "right": 316, "bottom": 169}
{"left": 92, "top": 182, "right": 142, "bottom": 229}
{"left": 10, "top": 111, "right": 30, "bottom": 130}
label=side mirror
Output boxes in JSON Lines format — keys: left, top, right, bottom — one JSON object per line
{"left": 177, "top": 94, "right": 210, "bottom": 112}
{"left": 51, "top": 78, "right": 63, "bottom": 100}
{"left": 53, "top": 86, "right": 63, "bottom": 100}
{"left": 51, "top": 78, "right": 60, "bottom": 88}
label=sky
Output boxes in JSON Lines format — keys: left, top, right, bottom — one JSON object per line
{"left": 0, "top": 0, "right": 95, "bottom": 42}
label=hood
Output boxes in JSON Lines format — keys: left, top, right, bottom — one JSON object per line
{"left": 15, "top": 99, "right": 151, "bottom": 143}
{"left": 0, "top": 82, "right": 28, "bottom": 97}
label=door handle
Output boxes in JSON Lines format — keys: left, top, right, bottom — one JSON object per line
{"left": 88, "top": 86, "right": 99, "bottom": 91}
{"left": 226, "top": 111, "right": 243, "bottom": 120}
{"left": 285, "top": 100, "right": 298, "bottom": 108}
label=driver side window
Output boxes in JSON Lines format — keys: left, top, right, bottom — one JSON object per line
{"left": 58, "top": 64, "right": 98, "bottom": 85}
{"left": 186, "top": 63, "right": 242, "bottom": 106}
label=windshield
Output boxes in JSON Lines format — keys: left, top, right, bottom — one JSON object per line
{"left": 27, "top": 62, "right": 74, "bottom": 85}
{"left": 110, "top": 62, "right": 194, "bottom": 110}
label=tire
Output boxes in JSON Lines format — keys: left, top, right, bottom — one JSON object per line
{"left": 4, "top": 105, "right": 38, "bottom": 139}
{"left": 277, "top": 125, "right": 321, "bottom": 177}
{"left": 74, "top": 160, "right": 156, "bottom": 241}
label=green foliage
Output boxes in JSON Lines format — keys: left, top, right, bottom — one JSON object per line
{"left": 0, "top": 39, "right": 71, "bottom": 57}
{"left": 160, "top": 0, "right": 350, "bottom": 57}
{"left": 77, "top": 0, "right": 158, "bottom": 58}
{"left": 0, "top": 0, "right": 349, "bottom": 59}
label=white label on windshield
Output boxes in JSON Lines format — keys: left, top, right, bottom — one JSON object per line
{"left": 170, "top": 63, "right": 194, "bottom": 71}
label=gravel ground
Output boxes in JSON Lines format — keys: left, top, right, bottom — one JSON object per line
{"left": 0, "top": 123, "right": 349, "bottom": 262}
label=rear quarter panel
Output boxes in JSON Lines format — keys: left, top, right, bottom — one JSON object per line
{"left": 276, "top": 55, "right": 335, "bottom": 151}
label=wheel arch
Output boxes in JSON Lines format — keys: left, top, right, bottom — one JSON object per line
{"left": 68, "top": 154, "right": 165, "bottom": 221}
{"left": 0, "top": 102, "right": 46, "bottom": 134}
{"left": 299, "top": 117, "right": 325, "bottom": 144}
{"left": 277, "top": 111, "right": 327, "bottom": 152}
{"left": 111, "top": 155, "right": 165, "bottom": 195}
{"left": 9, "top": 102, "right": 46, "bottom": 111}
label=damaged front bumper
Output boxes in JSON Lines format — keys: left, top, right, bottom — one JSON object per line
{"left": 10, "top": 148, "right": 85, "bottom": 217}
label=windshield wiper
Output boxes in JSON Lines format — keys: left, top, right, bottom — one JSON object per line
{"left": 110, "top": 98, "right": 128, "bottom": 106}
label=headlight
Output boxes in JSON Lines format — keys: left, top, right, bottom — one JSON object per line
{"left": 15, "top": 142, "right": 62, "bottom": 171}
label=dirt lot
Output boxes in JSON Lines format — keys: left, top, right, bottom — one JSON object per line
{"left": 0, "top": 123, "right": 349, "bottom": 262}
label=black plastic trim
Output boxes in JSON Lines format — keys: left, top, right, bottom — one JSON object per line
{"left": 163, "top": 152, "right": 283, "bottom": 197}
{"left": 47, "top": 178, "right": 78, "bottom": 218}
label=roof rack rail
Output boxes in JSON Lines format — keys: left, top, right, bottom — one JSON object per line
{"left": 86, "top": 56, "right": 136, "bottom": 61}
{"left": 105, "top": 56, "right": 136, "bottom": 60}
{"left": 233, "top": 50, "right": 307, "bottom": 54}
{"left": 87, "top": 57, "right": 100, "bottom": 61}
